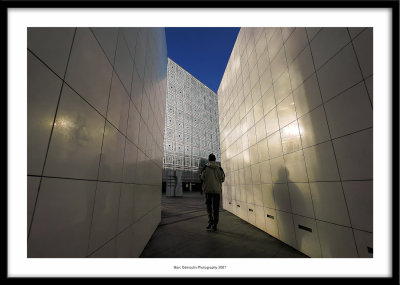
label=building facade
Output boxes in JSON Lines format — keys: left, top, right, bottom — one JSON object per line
{"left": 218, "top": 27, "right": 373, "bottom": 258}
{"left": 27, "top": 27, "right": 167, "bottom": 257}
{"left": 163, "top": 58, "right": 221, "bottom": 196}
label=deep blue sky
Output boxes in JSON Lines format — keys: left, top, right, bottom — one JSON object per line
{"left": 165, "top": 27, "right": 240, "bottom": 93}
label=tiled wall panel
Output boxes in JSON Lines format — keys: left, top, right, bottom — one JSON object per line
{"left": 27, "top": 27, "right": 167, "bottom": 257}
{"left": 218, "top": 27, "right": 373, "bottom": 257}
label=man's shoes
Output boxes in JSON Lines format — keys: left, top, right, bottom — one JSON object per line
{"left": 206, "top": 223, "right": 213, "bottom": 229}
{"left": 212, "top": 224, "right": 217, "bottom": 231}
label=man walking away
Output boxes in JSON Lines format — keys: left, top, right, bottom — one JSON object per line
{"left": 200, "top": 153, "right": 225, "bottom": 231}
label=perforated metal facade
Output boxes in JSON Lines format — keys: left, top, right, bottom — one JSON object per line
{"left": 163, "top": 58, "right": 221, "bottom": 183}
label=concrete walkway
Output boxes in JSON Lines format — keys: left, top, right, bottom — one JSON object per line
{"left": 140, "top": 191, "right": 307, "bottom": 258}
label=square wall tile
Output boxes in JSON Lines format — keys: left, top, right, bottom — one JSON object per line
{"left": 65, "top": 28, "right": 113, "bottom": 116}
{"left": 293, "top": 215, "right": 322, "bottom": 257}
{"left": 126, "top": 101, "right": 141, "bottom": 146}
{"left": 288, "top": 46, "right": 315, "bottom": 90}
{"left": 117, "top": 184, "right": 135, "bottom": 231}
{"left": 277, "top": 95, "right": 297, "bottom": 128}
{"left": 288, "top": 182, "right": 314, "bottom": 218}
{"left": 283, "top": 149, "right": 308, "bottom": 183}
{"left": 244, "top": 185, "right": 253, "bottom": 204}
{"left": 238, "top": 202, "right": 249, "bottom": 221}
{"left": 140, "top": 94, "right": 150, "bottom": 125}
{"left": 255, "top": 33, "right": 268, "bottom": 59}
{"left": 259, "top": 161, "right": 272, "bottom": 184}
{"left": 244, "top": 166, "right": 252, "bottom": 185}
{"left": 342, "top": 181, "right": 373, "bottom": 232}
{"left": 257, "top": 138, "right": 270, "bottom": 162}
{"left": 261, "top": 183, "right": 275, "bottom": 209}
{"left": 255, "top": 205, "right": 267, "bottom": 231}
{"left": 131, "top": 67, "right": 144, "bottom": 111}
{"left": 247, "top": 127, "right": 257, "bottom": 147}
{"left": 298, "top": 105, "right": 331, "bottom": 148}
{"left": 255, "top": 119, "right": 267, "bottom": 142}
{"left": 250, "top": 67, "right": 260, "bottom": 92}
{"left": 253, "top": 184, "right": 263, "bottom": 206}
{"left": 135, "top": 151, "right": 151, "bottom": 185}
{"left": 249, "top": 144, "right": 259, "bottom": 164}
{"left": 276, "top": 210, "right": 297, "bottom": 248}
{"left": 107, "top": 73, "right": 130, "bottom": 135}
{"left": 28, "top": 178, "right": 96, "bottom": 257}
{"left": 134, "top": 31, "right": 147, "bottom": 80}
{"left": 235, "top": 187, "right": 242, "bottom": 202}
{"left": 273, "top": 183, "right": 292, "bottom": 212}
{"left": 88, "top": 182, "right": 120, "bottom": 253}
{"left": 264, "top": 208, "right": 279, "bottom": 238}
{"left": 284, "top": 28, "right": 309, "bottom": 65}
{"left": 270, "top": 156, "right": 287, "bottom": 183}
{"left": 292, "top": 73, "right": 322, "bottom": 118}
{"left": 246, "top": 109, "right": 255, "bottom": 130}
{"left": 317, "top": 44, "right": 363, "bottom": 102}
{"left": 324, "top": 82, "right": 372, "bottom": 139}
{"left": 303, "top": 141, "right": 340, "bottom": 182}
{"left": 273, "top": 71, "right": 292, "bottom": 105}
{"left": 268, "top": 28, "right": 284, "bottom": 62}
{"left": 44, "top": 86, "right": 105, "bottom": 180}
{"left": 259, "top": 65, "right": 273, "bottom": 96}
{"left": 247, "top": 204, "right": 257, "bottom": 226}
{"left": 310, "top": 28, "right": 351, "bottom": 70}
{"left": 251, "top": 164, "right": 261, "bottom": 185}
{"left": 265, "top": 107, "right": 280, "bottom": 136}
{"left": 28, "top": 27, "right": 75, "bottom": 78}
{"left": 267, "top": 131, "right": 283, "bottom": 159}
{"left": 333, "top": 128, "right": 373, "bottom": 180}
{"left": 270, "top": 48, "right": 288, "bottom": 82}
{"left": 98, "top": 122, "right": 126, "bottom": 182}
{"left": 310, "top": 182, "right": 351, "bottom": 226}
{"left": 253, "top": 99, "right": 264, "bottom": 123}
{"left": 280, "top": 121, "right": 302, "bottom": 154}
{"left": 317, "top": 220, "right": 358, "bottom": 257}
{"left": 28, "top": 52, "right": 63, "bottom": 175}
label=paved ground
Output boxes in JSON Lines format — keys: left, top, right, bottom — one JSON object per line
{"left": 140, "top": 191, "right": 308, "bottom": 258}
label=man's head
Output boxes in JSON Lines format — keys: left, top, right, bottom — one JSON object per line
{"left": 208, "top": 153, "right": 216, "bottom": 162}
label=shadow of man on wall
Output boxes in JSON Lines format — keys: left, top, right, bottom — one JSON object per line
{"left": 273, "top": 166, "right": 313, "bottom": 257}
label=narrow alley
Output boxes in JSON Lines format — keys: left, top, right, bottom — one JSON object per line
{"left": 141, "top": 192, "right": 307, "bottom": 258}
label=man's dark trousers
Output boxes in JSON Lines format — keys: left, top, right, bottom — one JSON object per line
{"left": 206, "top": 193, "right": 220, "bottom": 225}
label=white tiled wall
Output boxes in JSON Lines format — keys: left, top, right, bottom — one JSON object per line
{"left": 219, "top": 27, "right": 372, "bottom": 258}
{"left": 27, "top": 27, "right": 167, "bottom": 257}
